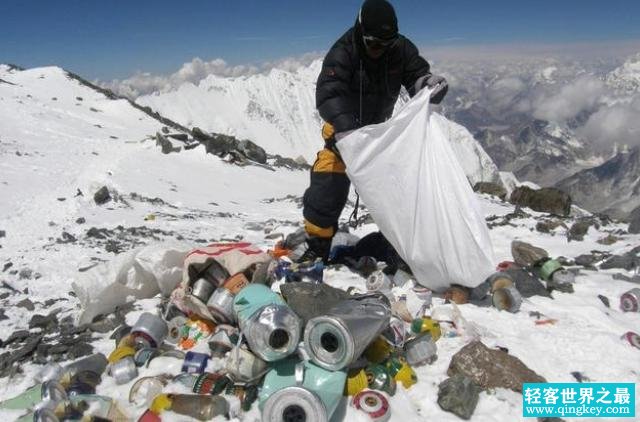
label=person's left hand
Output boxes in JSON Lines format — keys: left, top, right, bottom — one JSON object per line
{"left": 424, "top": 74, "right": 448, "bottom": 104}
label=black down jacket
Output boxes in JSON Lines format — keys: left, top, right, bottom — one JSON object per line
{"left": 316, "top": 21, "right": 432, "bottom": 133}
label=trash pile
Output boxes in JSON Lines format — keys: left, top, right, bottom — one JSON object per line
{"left": 1, "top": 233, "right": 639, "bottom": 421}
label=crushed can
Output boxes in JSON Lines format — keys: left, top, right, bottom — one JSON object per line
{"left": 387, "top": 357, "right": 417, "bottom": 389}
{"left": 166, "top": 315, "right": 188, "bottom": 344}
{"left": 225, "top": 346, "right": 269, "bottom": 383}
{"left": 344, "top": 368, "right": 369, "bottom": 396}
{"left": 182, "top": 351, "right": 210, "bottom": 374}
{"left": 620, "top": 288, "right": 640, "bottom": 312}
{"left": 129, "top": 375, "right": 170, "bottom": 407}
{"left": 305, "top": 294, "right": 391, "bottom": 371}
{"left": 207, "top": 287, "right": 236, "bottom": 324}
{"left": 168, "top": 394, "right": 229, "bottom": 421}
{"left": 404, "top": 332, "right": 437, "bottom": 367}
{"left": 492, "top": 286, "right": 523, "bottom": 313}
{"left": 365, "top": 364, "right": 396, "bottom": 396}
{"left": 410, "top": 317, "right": 441, "bottom": 341}
{"left": 381, "top": 315, "right": 406, "bottom": 348}
{"left": 444, "top": 286, "right": 469, "bottom": 304}
{"left": 259, "top": 358, "right": 346, "bottom": 422}
{"left": 233, "top": 284, "right": 301, "bottom": 362}
{"left": 131, "top": 313, "right": 168, "bottom": 349}
{"left": 366, "top": 270, "right": 393, "bottom": 295}
{"left": 209, "top": 329, "right": 234, "bottom": 358}
{"left": 276, "top": 259, "right": 324, "bottom": 283}
{"left": 352, "top": 389, "right": 391, "bottom": 422}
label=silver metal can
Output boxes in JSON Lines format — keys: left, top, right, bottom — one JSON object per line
{"left": 207, "top": 287, "right": 236, "bottom": 324}
{"left": 110, "top": 356, "right": 138, "bottom": 385}
{"left": 240, "top": 304, "right": 301, "bottom": 362}
{"left": 261, "top": 386, "right": 327, "bottom": 422}
{"left": 190, "top": 278, "right": 216, "bottom": 304}
{"left": 492, "top": 286, "right": 523, "bottom": 313}
{"left": 131, "top": 312, "right": 168, "bottom": 348}
{"left": 366, "top": 270, "right": 392, "bottom": 293}
{"left": 304, "top": 295, "right": 390, "bottom": 371}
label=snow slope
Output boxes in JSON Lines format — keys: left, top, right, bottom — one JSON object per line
{"left": 1, "top": 64, "right": 639, "bottom": 421}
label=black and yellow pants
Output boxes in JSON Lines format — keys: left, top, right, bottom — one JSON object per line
{"left": 302, "top": 123, "right": 350, "bottom": 239}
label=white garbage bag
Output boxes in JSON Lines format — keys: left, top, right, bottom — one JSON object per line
{"left": 73, "top": 242, "right": 190, "bottom": 324}
{"left": 337, "top": 88, "right": 495, "bottom": 291}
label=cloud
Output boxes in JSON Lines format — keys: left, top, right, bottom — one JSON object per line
{"left": 487, "top": 76, "right": 526, "bottom": 108}
{"left": 532, "top": 76, "right": 606, "bottom": 122}
{"left": 578, "top": 96, "right": 640, "bottom": 150}
{"left": 99, "top": 54, "right": 323, "bottom": 98}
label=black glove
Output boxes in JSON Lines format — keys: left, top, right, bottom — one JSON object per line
{"left": 416, "top": 74, "right": 448, "bottom": 104}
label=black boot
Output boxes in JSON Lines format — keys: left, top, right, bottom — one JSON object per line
{"left": 297, "top": 236, "right": 332, "bottom": 264}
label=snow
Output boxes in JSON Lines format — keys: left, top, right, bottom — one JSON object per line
{"left": 1, "top": 65, "right": 640, "bottom": 421}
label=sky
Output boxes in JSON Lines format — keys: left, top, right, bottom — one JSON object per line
{"left": 2, "top": 0, "right": 640, "bottom": 80}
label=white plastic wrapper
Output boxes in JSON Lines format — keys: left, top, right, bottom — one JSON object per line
{"left": 337, "top": 88, "right": 495, "bottom": 291}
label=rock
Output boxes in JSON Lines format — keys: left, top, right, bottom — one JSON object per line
{"left": 574, "top": 254, "right": 596, "bottom": 267}
{"left": 535, "top": 219, "right": 565, "bottom": 233}
{"left": 76, "top": 217, "right": 86, "bottom": 224}
{"left": 56, "top": 231, "right": 77, "bottom": 244}
{"left": 191, "top": 126, "right": 211, "bottom": 141}
{"left": 161, "top": 126, "right": 170, "bottom": 134}
{"left": 511, "top": 240, "right": 549, "bottom": 267}
{"left": 504, "top": 268, "right": 551, "bottom": 298}
{"left": 237, "top": 139, "right": 267, "bottom": 164}
{"left": 16, "top": 298, "right": 35, "bottom": 311}
{"left": 437, "top": 374, "right": 481, "bottom": 420}
{"left": 0, "top": 230, "right": 5, "bottom": 238}
{"left": 568, "top": 218, "right": 598, "bottom": 242}
{"left": 447, "top": 340, "right": 546, "bottom": 392}
{"left": 629, "top": 206, "right": 640, "bottom": 234}
{"left": 0, "top": 309, "right": 7, "bottom": 321}
{"left": 19, "top": 268, "right": 33, "bottom": 279}
{"left": 167, "top": 133, "right": 188, "bottom": 141}
{"left": 86, "top": 227, "right": 109, "bottom": 239}
{"left": 66, "top": 342, "right": 94, "bottom": 359}
{"left": 597, "top": 295, "right": 610, "bottom": 308}
{"left": 473, "top": 182, "right": 507, "bottom": 201}
{"left": 597, "top": 234, "right": 618, "bottom": 245}
{"left": 509, "top": 186, "right": 572, "bottom": 216}
{"left": 203, "top": 134, "right": 235, "bottom": 156}
{"left": 29, "top": 313, "right": 59, "bottom": 331}
{"left": 93, "top": 186, "right": 111, "bottom": 205}
{"left": 156, "top": 132, "right": 182, "bottom": 154}
{"left": 600, "top": 253, "right": 637, "bottom": 271}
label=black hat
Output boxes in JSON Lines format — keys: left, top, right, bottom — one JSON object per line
{"left": 358, "top": 0, "right": 398, "bottom": 40}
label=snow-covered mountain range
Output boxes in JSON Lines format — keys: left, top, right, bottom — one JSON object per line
{"left": 137, "top": 60, "right": 502, "bottom": 186}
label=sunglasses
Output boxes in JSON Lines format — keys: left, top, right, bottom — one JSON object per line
{"left": 363, "top": 34, "right": 398, "bottom": 51}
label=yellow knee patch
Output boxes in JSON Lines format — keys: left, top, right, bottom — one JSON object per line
{"left": 304, "top": 219, "right": 335, "bottom": 238}
{"left": 313, "top": 149, "right": 346, "bottom": 173}
{"left": 322, "top": 122, "right": 335, "bottom": 141}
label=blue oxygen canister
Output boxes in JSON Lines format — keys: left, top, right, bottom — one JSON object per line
{"left": 233, "top": 284, "right": 301, "bottom": 362}
{"left": 259, "top": 358, "right": 347, "bottom": 422}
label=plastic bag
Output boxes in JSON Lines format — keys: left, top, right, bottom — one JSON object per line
{"left": 336, "top": 88, "right": 494, "bottom": 291}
